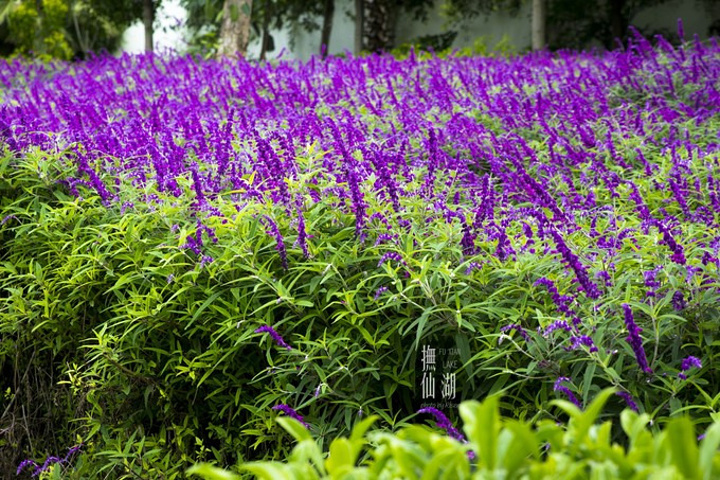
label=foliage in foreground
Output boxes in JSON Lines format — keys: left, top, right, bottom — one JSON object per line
{"left": 189, "top": 390, "right": 720, "bottom": 480}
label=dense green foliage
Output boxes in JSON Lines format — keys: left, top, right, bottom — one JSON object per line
{"left": 189, "top": 391, "right": 720, "bottom": 479}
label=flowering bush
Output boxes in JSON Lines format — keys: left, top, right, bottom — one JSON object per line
{"left": 1, "top": 29, "right": 719, "bottom": 477}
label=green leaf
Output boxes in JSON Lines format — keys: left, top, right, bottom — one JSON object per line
{"left": 573, "top": 388, "right": 617, "bottom": 449}
{"left": 666, "top": 417, "right": 700, "bottom": 480}
{"left": 460, "top": 395, "right": 500, "bottom": 469}
{"left": 350, "top": 415, "right": 378, "bottom": 443}
{"left": 186, "top": 463, "right": 240, "bottom": 480}
{"left": 240, "top": 462, "right": 295, "bottom": 480}
{"left": 699, "top": 422, "right": 720, "bottom": 480}
{"left": 277, "top": 417, "right": 312, "bottom": 443}
{"left": 326, "top": 437, "right": 354, "bottom": 475}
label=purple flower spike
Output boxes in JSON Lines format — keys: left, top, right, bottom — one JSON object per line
{"left": 672, "top": 291, "right": 686, "bottom": 311}
{"left": 378, "top": 251, "right": 405, "bottom": 267}
{"left": 374, "top": 286, "right": 388, "bottom": 300}
{"left": 418, "top": 407, "right": 467, "bottom": 443}
{"left": 261, "top": 215, "right": 289, "bottom": 270}
{"left": 500, "top": 324, "right": 531, "bottom": 342}
{"left": 273, "top": 404, "right": 309, "bottom": 427}
{"left": 16, "top": 459, "right": 38, "bottom": 475}
{"left": 679, "top": 355, "right": 702, "bottom": 379}
{"left": 553, "top": 377, "right": 582, "bottom": 409}
{"left": 622, "top": 304, "right": 653, "bottom": 374}
{"left": 255, "top": 325, "right": 292, "bottom": 350}
{"left": 616, "top": 391, "right": 639, "bottom": 412}
{"left": 17, "top": 444, "right": 82, "bottom": 476}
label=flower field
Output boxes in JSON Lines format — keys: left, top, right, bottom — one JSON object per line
{"left": 1, "top": 30, "right": 720, "bottom": 478}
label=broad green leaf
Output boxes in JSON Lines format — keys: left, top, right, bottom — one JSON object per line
{"left": 350, "top": 415, "right": 378, "bottom": 443}
{"left": 277, "top": 417, "right": 312, "bottom": 443}
{"left": 573, "top": 388, "right": 617, "bottom": 449}
{"left": 699, "top": 423, "right": 720, "bottom": 480}
{"left": 325, "top": 437, "right": 354, "bottom": 475}
{"left": 666, "top": 417, "right": 700, "bottom": 480}
{"left": 240, "top": 462, "right": 296, "bottom": 480}
{"left": 460, "top": 395, "right": 500, "bottom": 469}
{"left": 186, "top": 463, "right": 240, "bottom": 480}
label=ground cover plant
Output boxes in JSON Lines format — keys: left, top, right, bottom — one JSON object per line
{"left": 1, "top": 26, "right": 719, "bottom": 478}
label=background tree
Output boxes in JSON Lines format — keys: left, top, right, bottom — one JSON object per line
{"left": 444, "top": 0, "right": 677, "bottom": 52}
{"left": 0, "top": 0, "right": 159, "bottom": 59}
{"left": 216, "top": 0, "right": 252, "bottom": 57}
{"left": 531, "top": 0, "right": 545, "bottom": 49}
{"left": 183, "top": 0, "right": 329, "bottom": 58}
{"left": 546, "top": 0, "right": 671, "bottom": 49}
{"left": 355, "top": 0, "right": 434, "bottom": 53}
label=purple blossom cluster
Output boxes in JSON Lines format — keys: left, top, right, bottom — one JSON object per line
{"left": 0, "top": 39, "right": 715, "bottom": 282}
{"left": 616, "top": 391, "right": 639, "bottom": 412}
{"left": 678, "top": 355, "right": 702, "bottom": 380}
{"left": 622, "top": 304, "right": 653, "bottom": 374}
{"left": 17, "top": 444, "right": 82, "bottom": 477}
{"left": 255, "top": 325, "right": 292, "bottom": 350}
{"left": 553, "top": 377, "right": 582, "bottom": 409}
{"left": 272, "top": 404, "right": 309, "bottom": 427}
{"left": 417, "top": 407, "right": 466, "bottom": 443}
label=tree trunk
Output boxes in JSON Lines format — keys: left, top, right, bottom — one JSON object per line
{"left": 531, "top": 0, "right": 545, "bottom": 51}
{"left": 217, "top": 0, "right": 253, "bottom": 58}
{"left": 259, "top": 0, "right": 270, "bottom": 60}
{"left": 608, "top": 0, "right": 626, "bottom": 47}
{"left": 143, "top": 0, "right": 154, "bottom": 52}
{"left": 363, "top": 0, "right": 399, "bottom": 52}
{"left": 354, "top": 0, "right": 364, "bottom": 54}
{"left": 320, "top": 0, "right": 334, "bottom": 57}
{"left": 34, "top": 0, "right": 45, "bottom": 54}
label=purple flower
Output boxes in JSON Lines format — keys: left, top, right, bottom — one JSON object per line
{"left": 464, "top": 261, "right": 481, "bottom": 275}
{"left": 549, "top": 230, "right": 601, "bottom": 299}
{"left": 255, "top": 325, "right": 292, "bottom": 350}
{"left": 553, "top": 377, "right": 582, "bottom": 409}
{"left": 1, "top": 214, "right": 18, "bottom": 225}
{"left": 616, "top": 391, "right": 639, "bottom": 412}
{"left": 378, "top": 251, "right": 405, "bottom": 267}
{"left": 17, "top": 444, "right": 82, "bottom": 477}
{"left": 678, "top": 355, "right": 702, "bottom": 379}
{"left": 655, "top": 220, "right": 686, "bottom": 265}
{"left": 567, "top": 335, "right": 598, "bottom": 353}
{"left": 16, "top": 459, "right": 38, "bottom": 475}
{"left": 534, "top": 277, "right": 576, "bottom": 317}
{"left": 643, "top": 266, "right": 663, "bottom": 297}
{"left": 500, "top": 324, "right": 531, "bottom": 342}
{"left": 542, "top": 320, "right": 572, "bottom": 336}
{"left": 374, "top": 286, "right": 388, "bottom": 300}
{"left": 374, "top": 233, "right": 397, "bottom": 247}
{"left": 295, "top": 207, "right": 310, "bottom": 258}
{"left": 261, "top": 215, "right": 288, "bottom": 269}
{"left": 622, "top": 304, "right": 653, "bottom": 374}
{"left": 460, "top": 223, "right": 477, "bottom": 256}
{"left": 273, "top": 404, "right": 309, "bottom": 427}
{"left": 672, "top": 291, "right": 686, "bottom": 311}
{"left": 417, "top": 407, "right": 467, "bottom": 443}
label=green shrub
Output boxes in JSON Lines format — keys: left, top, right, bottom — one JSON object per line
{"left": 189, "top": 389, "right": 720, "bottom": 480}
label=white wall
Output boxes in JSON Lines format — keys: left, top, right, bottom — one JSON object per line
{"left": 121, "top": 0, "right": 189, "bottom": 54}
